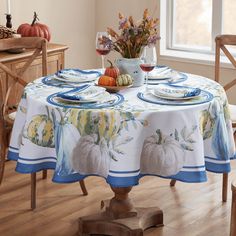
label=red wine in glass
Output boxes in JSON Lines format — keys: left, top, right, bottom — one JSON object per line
{"left": 96, "top": 48, "right": 110, "bottom": 56}
{"left": 140, "top": 64, "right": 155, "bottom": 72}
{"left": 140, "top": 46, "right": 157, "bottom": 91}
{"left": 96, "top": 32, "right": 111, "bottom": 69}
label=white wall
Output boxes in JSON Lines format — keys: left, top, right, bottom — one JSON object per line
{"left": 0, "top": 0, "right": 235, "bottom": 102}
{"left": 95, "top": 0, "right": 159, "bottom": 67}
{"left": 0, "top": 0, "right": 96, "bottom": 69}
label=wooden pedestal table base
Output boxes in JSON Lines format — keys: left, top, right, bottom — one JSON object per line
{"left": 78, "top": 186, "right": 163, "bottom": 236}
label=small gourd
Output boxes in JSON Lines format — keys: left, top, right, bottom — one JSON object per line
{"left": 98, "top": 75, "right": 116, "bottom": 86}
{"left": 104, "top": 60, "right": 120, "bottom": 79}
{"left": 116, "top": 74, "right": 133, "bottom": 86}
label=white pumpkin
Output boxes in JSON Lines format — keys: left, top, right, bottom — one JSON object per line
{"left": 71, "top": 134, "right": 110, "bottom": 177}
{"left": 140, "top": 134, "right": 185, "bottom": 176}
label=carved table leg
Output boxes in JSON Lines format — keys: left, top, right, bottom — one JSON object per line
{"left": 78, "top": 186, "right": 163, "bottom": 236}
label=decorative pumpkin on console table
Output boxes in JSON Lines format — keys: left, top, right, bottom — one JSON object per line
{"left": 17, "top": 12, "right": 51, "bottom": 41}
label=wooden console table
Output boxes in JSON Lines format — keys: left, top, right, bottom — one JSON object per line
{"left": 0, "top": 43, "right": 68, "bottom": 103}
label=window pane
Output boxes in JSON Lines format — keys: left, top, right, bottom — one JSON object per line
{"left": 172, "top": 0, "right": 212, "bottom": 50}
{"left": 223, "top": 0, "right": 236, "bottom": 34}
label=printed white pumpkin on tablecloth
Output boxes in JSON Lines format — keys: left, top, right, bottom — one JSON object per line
{"left": 71, "top": 134, "right": 110, "bottom": 176}
{"left": 141, "top": 129, "right": 187, "bottom": 176}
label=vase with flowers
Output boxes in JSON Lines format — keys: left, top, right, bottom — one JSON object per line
{"left": 100, "top": 9, "right": 160, "bottom": 86}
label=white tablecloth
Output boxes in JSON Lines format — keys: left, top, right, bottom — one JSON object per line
{"left": 8, "top": 72, "right": 235, "bottom": 186}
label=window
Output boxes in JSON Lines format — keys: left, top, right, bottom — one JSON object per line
{"left": 160, "top": 0, "right": 236, "bottom": 63}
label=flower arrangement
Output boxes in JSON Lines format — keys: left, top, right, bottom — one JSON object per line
{"left": 101, "top": 9, "right": 160, "bottom": 59}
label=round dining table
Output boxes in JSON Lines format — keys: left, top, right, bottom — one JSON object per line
{"left": 8, "top": 69, "right": 235, "bottom": 235}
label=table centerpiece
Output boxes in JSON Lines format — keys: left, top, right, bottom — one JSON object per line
{"left": 100, "top": 9, "right": 160, "bottom": 86}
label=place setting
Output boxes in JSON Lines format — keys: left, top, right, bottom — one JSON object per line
{"left": 147, "top": 66, "right": 188, "bottom": 85}
{"left": 137, "top": 83, "right": 214, "bottom": 106}
{"left": 42, "top": 68, "right": 102, "bottom": 88}
{"left": 47, "top": 84, "right": 124, "bottom": 109}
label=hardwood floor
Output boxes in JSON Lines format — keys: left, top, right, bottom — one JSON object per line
{"left": 0, "top": 161, "right": 235, "bottom": 236}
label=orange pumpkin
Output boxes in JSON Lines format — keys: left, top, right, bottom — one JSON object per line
{"left": 98, "top": 75, "right": 116, "bottom": 86}
{"left": 104, "top": 60, "right": 120, "bottom": 79}
{"left": 17, "top": 12, "right": 51, "bottom": 42}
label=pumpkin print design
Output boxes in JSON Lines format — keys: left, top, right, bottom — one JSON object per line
{"left": 141, "top": 126, "right": 197, "bottom": 176}
{"left": 209, "top": 100, "right": 230, "bottom": 160}
{"left": 141, "top": 133, "right": 185, "bottom": 176}
{"left": 71, "top": 134, "right": 110, "bottom": 177}
{"left": 54, "top": 121, "right": 80, "bottom": 176}
{"left": 68, "top": 109, "right": 121, "bottom": 140}
{"left": 27, "top": 114, "right": 54, "bottom": 147}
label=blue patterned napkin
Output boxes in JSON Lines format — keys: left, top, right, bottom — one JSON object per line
{"left": 57, "top": 85, "right": 106, "bottom": 101}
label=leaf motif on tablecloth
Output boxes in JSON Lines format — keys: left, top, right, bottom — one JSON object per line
{"left": 199, "top": 108, "right": 215, "bottom": 140}
{"left": 174, "top": 129, "right": 179, "bottom": 142}
{"left": 180, "top": 143, "right": 193, "bottom": 151}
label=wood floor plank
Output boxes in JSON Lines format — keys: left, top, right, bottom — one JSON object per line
{"left": 0, "top": 161, "right": 235, "bottom": 236}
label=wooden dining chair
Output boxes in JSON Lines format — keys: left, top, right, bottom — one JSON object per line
{"left": 170, "top": 35, "right": 236, "bottom": 202}
{"left": 0, "top": 37, "right": 88, "bottom": 209}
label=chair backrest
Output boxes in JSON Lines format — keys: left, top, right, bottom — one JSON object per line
{"left": 0, "top": 37, "right": 47, "bottom": 120}
{"left": 215, "top": 35, "right": 236, "bottom": 91}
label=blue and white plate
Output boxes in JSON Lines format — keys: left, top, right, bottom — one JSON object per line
{"left": 147, "top": 68, "right": 188, "bottom": 85}
{"left": 42, "top": 69, "right": 102, "bottom": 88}
{"left": 56, "top": 85, "right": 106, "bottom": 102}
{"left": 137, "top": 89, "right": 213, "bottom": 106}
{"left": 152, "top": 84, "right": 201, "bottom": 100}
{"left": 148, "top": 65, "right": 171, "bottom": 80}
{"left": 47, "top": 92, "right": 124, "bottom": 109}
{"left": 55, "top": 69, "right": 101, "bottom": 83}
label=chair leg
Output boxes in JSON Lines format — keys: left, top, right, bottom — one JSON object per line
{"left": 0, "top": 147, "right": 6, "bottom": 185}
{"left": 79, "top": 180, "right": 88, "bottom": 196}
{"left": 230, "top": 181, "right": 236, "bottom": 236}
{"left": 0, "top": 143, "right": 6, "bottom": 185}
{"left": 222, "top": 173, "right": 228, "bottom": 202}
{"left": 170, "top": 179, "right": 177, "bottom": 187}
{"left": 42, "top": 170, "right": 47, "bottom": 179}
{"left": 31, "top": 173, "right": 37, "bottom": 210}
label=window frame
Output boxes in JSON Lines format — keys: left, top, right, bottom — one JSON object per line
{"left": 160, "top": 0, "right": 234, "bottom": 68}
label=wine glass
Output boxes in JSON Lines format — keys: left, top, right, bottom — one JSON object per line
{"left": 140, "top": 45, "right": 157, "bottom": 91}
{"left": 96, "top": 32, "right": 111, "bottom": 70}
